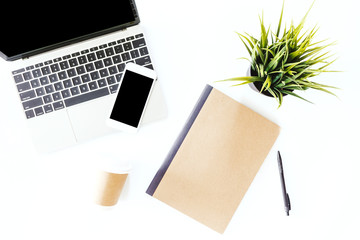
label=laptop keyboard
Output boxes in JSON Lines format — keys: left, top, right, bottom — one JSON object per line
{"left": 12, "top": 33, "right": 153, "bottom": 119}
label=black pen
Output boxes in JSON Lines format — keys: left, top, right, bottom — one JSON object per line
{"left": 277, "top": 151, "right": 291, "bottom": 216}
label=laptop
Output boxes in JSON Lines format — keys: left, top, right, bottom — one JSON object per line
{"left": 0, "top": 0, "right": 167, "bottom": 152}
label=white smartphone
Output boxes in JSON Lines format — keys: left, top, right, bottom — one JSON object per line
{"left": 107, "top": 62, "right": 157, "bottom": 133}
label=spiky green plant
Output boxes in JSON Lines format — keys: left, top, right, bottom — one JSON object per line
{"left": 220, "top": 1, "right": 338, "bottom": 107}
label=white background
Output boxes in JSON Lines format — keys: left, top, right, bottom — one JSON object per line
{"left": 1, "top": 0, "right": 359, "bottom": 239}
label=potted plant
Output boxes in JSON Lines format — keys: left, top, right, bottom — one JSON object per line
{"left": 220, "top": 1, "right": 338, "bottom": 107}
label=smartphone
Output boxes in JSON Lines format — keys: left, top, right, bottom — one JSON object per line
{"left": 107, "top": 63, "right": 157, "bottom": 133}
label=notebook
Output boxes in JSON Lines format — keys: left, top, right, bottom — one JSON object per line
{"left": 147, "top": 85, "right": 280, "bottom": 233}
{"left": 0, "top": 0, "right": 167, "bottom": 152}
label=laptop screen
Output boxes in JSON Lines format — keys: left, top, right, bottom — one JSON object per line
{"left": 0, "top": 0, "right": 139, "bottom": 61}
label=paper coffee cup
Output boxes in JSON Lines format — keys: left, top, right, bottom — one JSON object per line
{"left": 95, "top": 153, "right": 131, "bottom": 206}
{"left": 96, "top": 171, "right": 128, "bottom": 206}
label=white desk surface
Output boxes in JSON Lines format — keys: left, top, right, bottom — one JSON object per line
{"left": 1, "top": 0, "right": 359, "bottom": 239}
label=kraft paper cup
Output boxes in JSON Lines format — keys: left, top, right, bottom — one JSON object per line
{"left": 95, "top": 154, "right": 131, "bottom": 206}
{"left": 96, "top": 171, "right": 129, "bottom": 206}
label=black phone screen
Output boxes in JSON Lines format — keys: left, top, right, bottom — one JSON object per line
{"left": 110, "top": 70, "right": 154, "bottom": 127}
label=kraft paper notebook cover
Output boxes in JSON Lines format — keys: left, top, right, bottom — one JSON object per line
{"left": 146, "top": 84, "right": 280, "bottom": 233}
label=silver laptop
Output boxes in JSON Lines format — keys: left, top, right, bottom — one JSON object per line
{"left": 0, "top": 0, "right": 167, "bottom": 152}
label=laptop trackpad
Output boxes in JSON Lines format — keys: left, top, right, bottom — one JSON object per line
{"left": 27, "top": 110, "right": 77, "bottom": 152}
{"left": 67, "top": 95, "right": 116, "bottom": 142}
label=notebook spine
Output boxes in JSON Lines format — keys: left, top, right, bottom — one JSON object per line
{"left": 146, "top": 84, "right": 213, "bottom": 196}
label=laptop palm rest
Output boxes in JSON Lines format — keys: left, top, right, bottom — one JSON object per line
{"left": 27, "top": 81, "right": 166, "bottom": 153}
{"left": 27, "top": 110, "right": 77, "bottom": 152}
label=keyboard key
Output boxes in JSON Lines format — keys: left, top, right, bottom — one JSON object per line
{"left": 145, "top": 64, "right": 154, "bottom": 70}
{"left": 36, "top": 87, "right": 45, "bottom": 96}
{"left": 23, "top": 72, "right": 32, "bottom": 81}
{"left": 78, "top": 55, "right": 87, "bottom": 64}
{"left": 45, "top": 85, "right": 55, "bottom": 94}
{"left": 12, "top": 68, "right": 25, "bottom": 75}
{"left": 123, "top": 42, "right": 132, "bottom": 51}
{"left": 72, "top": 77, "right": 81, "bottom": 86}
{"left": 112, "top": 55, "right": 122, "bottom": 64}
{"left": 99, "top": 44, "right": 107, "bottom": 49}
{"left": 139, "top": 47, "right": 149, "bottom": 56}
{"left": 135, "top": 56, "right": 151, "bottom": 66}
{"left": 53, "top": 101, "right": 65, "bottom": 110}
{"left": 132, "top": 38, "right": 146, "bottom": 48}
{"left": 67, "top": 68, "right": 77, "bottom": 77}
{"left": 97, "top": 79, "right": 107, "bottom": 88}
{"left": 69, "top": 58, "right": 78, "bottom": 67}
{"left": 81, "top": 74, "right": 91, "bottom": 83}
{"left": 50, "top": 63, "right": 60, "bottom": 72}
{"left": 80, "top": 49, "right": 89, "bottom": 55}
{"left": 89, "top": 81, "right": 98, "bottom": 90}
{"left": 62, "top": 55, "right": 71, "bottom": 60}
{"left": 115, "top": 74, "right": 123, "bottom": 82}
{"left": 41, "top": 66, "right": 51, "bottom": 75}
{"left": 63, "top": 79, "right": 72, "bottom": 88}
{"left": 117, "top": 63, "right": 125, "bottom": 72}
{"left": 43, "top": 95, "right": 53, "bottom": 104}
{"left": 94, "top": 60, "right": 104, "bottom": 69}
{"left": 40, "top": 76, "right": 49, "bottom": 85}
{"left": 100, "top": 69, "right": 109, "bottom": 78}
{"left": 54, "top": 82, "right": 64, "bottom": 91}
{"left": 13, "top": 74, "right": 24, "bottom": 83}
{"left": 85, "top": 63, "right": 95, "bottom": 72}
{"left": 121, "top": 52, "right": 131, "bottom": 62}
{"left": 17, "top": 82, "right": 31, "bottom": 92}
{"left": 76, "top": 66, "right": 86, "bottom": 75}
{"left": 70, "top": 87, "right": 80, "bottom": 96}
{"left": 90, "top": 71, "right": 100, "bottom": 80}
{"left": 130, "top": 49, "right": 140, "bottom": 59}
{"left": 87, "top": 53, "right": 96, "bottom": 62}
{"left": 64, "top": 88, "right": 109, "bottom": 107}
{"left": 30, "top": 79, "right": 40, "bottom": 88}
{"left": 79, "top": 84, "right": 89, "bottom": 93}
{"left": 60, "top": 61, "right": 69, "bottom": 70}
{"left": 25, "top": 109, "right": 35, "bottom": 119}
{"left": 103, "top": 57, "right": 113, "bottom": 67}
{"left": 49, "top": 74, "right": 59, "bottom": 83}
{"left": 71, "top": 52, "right": 80, "bottom": 57}
{"left": 109, "top": 84, "right": 119, "bottom": 94}
{"left": 32, "top": 69, "right": 42, "bottom": 78}
{"left": 61, "top": 89, "right": 71, "bottom": 99}
{"left": 52, "top": 92, "right": 62, "bottom": 101}
{"left": 20, "top": 90, "right": 36, "bottom": 101}
{"left": 26, "top": 66, "right": 34, "bottom": 71}
{"left": 114, "top": 45, "right": 123, "bottom": 54}
{"left": 106, "top": 76, "right": 116, "bottom": 85}
{"left": 58, "top": 71, "right": 67, "bottom": 80}
{"left": 22, "top": 97, "right": 43, "bottom": 110}
{"left": 108, "top": 66, "right": 118, "bottom": 75}
{"left": 105, "top": 47, "right": 115, "bottom": 57}
{"left": 34, "top": 107, "right": 44, "bottom": 116}
{"left": 44, "top": 104, "right": 53, "bottom": 113}
{"left": 35, "top": 63, "right": 44, "bottom": 68}
{"left": 126, "top": 36, "right": 135, "bottom": 41}
{"left": 96, "top": 50, "right": 106, "bottom": 59}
